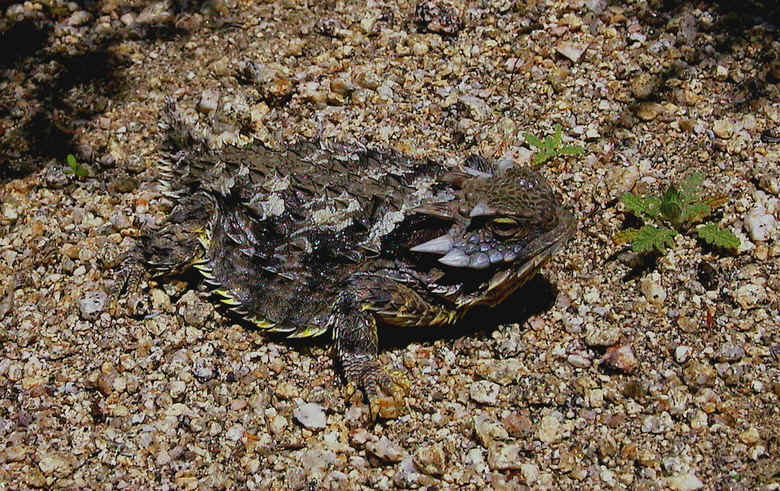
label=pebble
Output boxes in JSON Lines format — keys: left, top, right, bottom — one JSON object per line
{"left": 537, "top": 414, "right": 560, "bottom": 443}
{"left": 473, "top": 413, "right": 509, "bottom": 446}
{"left": 667, "top": 472, "right": 704, "bottom": 490}
{"left": 567, "top": 354, "right": 591, "bottom": 368}
{"left": 354, "top": 70, "right": 380, "bottom": 90}
{"left": 641, "top": 413, "right": 673, "bottom": 434}
{"left": 170, "top": 380, "right": 186, "bottom": 398}
{"left": 413, "top": 443, "right": 446, "bottom": 475}
{"left": 301, "top": 449, "right": 336, "bottom": 478}
{"left": 712, "top": 119, "right": 733, "bottom": 139}
{"left": 0, "top": 445, "right": 28, "bottom": 463}
{"left": 556, "top": 41, "right": 587, "bottom": 63}
{"left": 68, "top": 10, "right": 92, "bottom": 26}
{"left": 487, "top": 443, "right": 524, "bottom": 470}
{"left": 738, "top": 427, "right": 760, "bottom": 445}
{"left": 635, "top": 102, "right": 664, "bottom": 121}
{"left": 675, "top": 346, "right": 692, "bottom": 364}
{"left": 2, "top": 202, "right": 18, "bottom": 221}
{"left": 366, "top": 436, "right": 406, "bottom": 462}
{"left": 683, "top": 362, "right": 716, "bottom": 388}
{"left": 269, "top": 414, "right": 287, "bottom": 435}
{"left": 179, "top": 291, "right": 211, "bottom": 326}
{"left": 393, "top": 457, "right": 428, "bottom": 488}
{"left": 734, "top": 283, "right": 767, "bottom": 310}
{"left": 79, "top": 290, "right": 108, "bottom": 319}
{"left": 744, "top": 206, "right": 776, "bottom": 242}
{"left": 630, "top": 73, "right": 659, "bottom": 100}
{"left": 293, "top": 402, "right": 327, "bottom": 430}
{"left": 757, "top": 173, "right": 779, "bottom": 195}
{"left": 37, "top": 451, "right": 75, "bottom": 477}
{"left": 458, "top": 95, "right": 491, "bottom": 121}
{"left": 120, "top": 12, "right": 136, "bottom": 26}
{"left": 193, "top": 367, "right": 213, "bottom": 382}
{"left": 520, "top": 462, "right": 540, "bottom": 485}
{"left": 717, "top": 343, "right": 745, "bottom": 362}
{"left": 640, "top": 275, "right": 666, "bottom": 305}
{"left": 225, "top": 424, "right": 244, "bottom": 441}
{"left": 607, "top": 165, "right": 639, "bottom": 198}
{"left": 469, "top": 380, "right": 500, "bottom": 405}
{"left": 585, "top": 325, "right": 620, "bottom": 347}
{"left": 601, "top": 344, "right": 638, "bottom": 373}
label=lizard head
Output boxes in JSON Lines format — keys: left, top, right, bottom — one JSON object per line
{"left": 410, "top": 165, "right": 575, "bottom": 277}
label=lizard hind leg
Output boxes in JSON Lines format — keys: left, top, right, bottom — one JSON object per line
{"left": 332, "top": 292, "right": 410, "bottom": 420}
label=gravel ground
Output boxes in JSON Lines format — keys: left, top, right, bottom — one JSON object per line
{"left": 1, "top": 0, "right": 779, "bottom": 489}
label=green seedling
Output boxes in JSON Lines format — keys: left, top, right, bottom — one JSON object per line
{"left": 523, "top": 124, "right": 585, "bottom": 165}
{"left": 615, "top": 173, "right": 740, "bottom": 253}
{"left": 64, "top": 154, "right": 89, "bottom": 178}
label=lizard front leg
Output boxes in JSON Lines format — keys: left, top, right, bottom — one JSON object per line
{"left": 331, "top": 291, "right": 410, "bottom": 420}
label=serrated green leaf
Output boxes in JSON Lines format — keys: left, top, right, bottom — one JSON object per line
{"left": 632, "top": 225, "right": 677, "bottom": 253}
{"left": 75, "top": 166, "right": 88, "bottom": 178}
{"left": 621, "top": 193, "right": 661, "bottom": 218}
{"left": 697, "top": 223, "right": 740, "bottom": 250}
{"left": 533, "top": 150, "right": 555, "bottom": 165}
{"left": 679, "top": 173, "right": 704, "bottom": 202}
{"left": 558, "top": 145, "right": 585, "bottom": 155}
{"left": 679, "top": 202, "right": 712, "bottom": 224}
{"left": 551, "top": 124, "right": 562, "bottom": 148}
{"left": 614, "top": 227, "right": 641, "bottom": 245}
{"left": 66, "top": 154, "right": 77, "bottom": 166}
{"left": 523, "top": 132, "right": 543, "bottom": 148}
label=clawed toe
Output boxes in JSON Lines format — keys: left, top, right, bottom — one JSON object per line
{"left": 365, "top": 368, "right": 410, "bottom": 420}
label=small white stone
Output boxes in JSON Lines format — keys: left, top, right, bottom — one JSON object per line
{"left": 225, "top": 424, "right": 244, "bottom": 441}
{"left": 79, "top": 290, "right": 108, "bottom": 318}
{"left": 738, "top": 427, "right": 760, "bottom": 445}
{"left": 469, "top": 380, "right": 500, "bottom": 405}
{"left": 520, "top": 463, "right": 539, "bottom": 484}
{"left": 170, "top": 380, "right": 186, "bottom": 398}
{"left": 587, "top": 388, "right": 604, "bottom": 408}
{"left": 458, "top": 95, "right": 492, "bottom": 121}
{"left": 538, "top": 414, "right": 560, "bottom": 443}
{"left": 473, "top": 413, "right": 509, "bottom": 446}
{"left": 667, "top": 472, "right": 704, "bottom": 490}
{"left": 584, "top": 325, "right": 620, "bottom": 347}
{"left": 412, "top": 42, "right": 429, "bottom": 56}
{"left": 675, "top": 346, "right": 692, "bottom": 364}
{"left": 366, "top": 436, "right": 406, "bottom": 462}
{"left": 734, "top": 283, "right": 767, "bottom": 309}
{"left": 487, "top": 443, "right": 524, "bottom": 470}
{"left": 556, "top": 41, "right": 587, "bottom": 62}
{"left": 293, "top": 402, "right": 327, "bottom": 429}
{"left": 269, "top": 414, "right": 287, "bottom": 435}
{"left": 567, "top": 354, "right": 591, "bottom": 368}
{"left": 68, "top": 10, "right": 91, "bottom": 27}
{"left": 640, "top": 274, "right": 666, "bottom": 305}
{"left": 744, "top": 206, "right": 776, "bottom": 242}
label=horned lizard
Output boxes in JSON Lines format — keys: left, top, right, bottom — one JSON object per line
{"left": 116, "top": 103, "right": 576, "bottom": 418}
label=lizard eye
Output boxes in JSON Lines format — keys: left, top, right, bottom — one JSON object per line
{"left": 491, "top": 217, "right": 518, "bottom": 237}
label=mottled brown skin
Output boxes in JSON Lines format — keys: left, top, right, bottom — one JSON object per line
{"left": 117, "top": 123, "right": 575, "bottom": 419}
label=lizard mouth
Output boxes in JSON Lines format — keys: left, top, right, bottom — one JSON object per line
{"left": 410, "top": 208, "right": 576, "bottom": 273}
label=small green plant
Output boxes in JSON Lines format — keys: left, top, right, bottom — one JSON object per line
{"left": 64, "top": 154, "right": 88, "bottom": 178}
{"left": 615, "top": 173, "right": 740, "bottom": 253}
{"left": 523, "top": 124, "right": 585, "bottom": 165}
